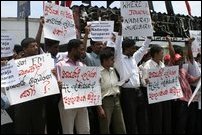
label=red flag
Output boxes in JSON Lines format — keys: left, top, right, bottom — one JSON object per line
{"left": 185, "top": 1, "right": 191, "bottom": 16}
{"left": 66, "top": 1, "right": 72, "bottom": 7}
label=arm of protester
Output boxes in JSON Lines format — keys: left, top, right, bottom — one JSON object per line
{"left": 186, "top": 71, "right": 201, "bottom": 84}
{"left": 83, "top": 25, "right": 91, "bottom": 51}
{"left": 114, "top": 16, "right": 123, "bottom": 58}
{"left": 134, "top": 37, "right": 152, "bottom": 64}
{"left": 97, "top": 105, "right": 106, "bottom": 119}
{"left": 187, "top": 37, "right": 195, "bottom": 64}
{"left": 166, "top": 35, "right": 175, "bottom": 63}
{"left": 35, "top": 16, "right": 44, "bottom": 48}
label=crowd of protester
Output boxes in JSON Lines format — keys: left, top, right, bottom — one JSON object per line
{"left": 1, "top": 5, "right": 201, "bottom": 134}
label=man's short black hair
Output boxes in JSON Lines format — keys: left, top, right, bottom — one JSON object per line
{"left": 21, "top": 38, "right": 37, "bottom": 49}
{"left": 150, "top": 44, "right": 163, "bottom": 58}
{"left": 14, "top": 44, "right": 23, "bottom": 54}
{"left": 45, "top": 38, "right": 60, "bottom": 46}
{"left": 100, "top": 47, "right": 114, "bottom": 64}
{"left": 67, "top": 39, "right": 83, "bottom": 52}
{"left": 122, "top": 39, "right": 136, "bottom": 52}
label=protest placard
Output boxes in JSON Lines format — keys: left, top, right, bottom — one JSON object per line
{"left": 188, "top": 78, "right": 201, "bottom": 106}
{"left": 44, "top": 2, "right": 76, "bottom": 44}
{"left": 1, "top": 33, "right": 15, "bottom": 57}
{"left": 189, "top": 30, "right": 201, "bottom": 57}
{"left": 147, "top": 66, "right": 183, "bottom": 104}
{"left": 1, "top": 59, "right": 20, "bottom": 87}
{"left": 88, "top": 21, "right": 114, "bottom": 41}
{"left": 5, "top": 53, "right": 60, "bottom": 105}
{"left": 121, "top": 1, "right": 153, "bottom": 37}
{"left": 1, "top": 109, "right": 13, "bottom": 125}
{"left": 60, "top": 66, "right": 101, "bottom": 109}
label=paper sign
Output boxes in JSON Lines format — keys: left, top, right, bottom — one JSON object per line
{"left": 121, "top": 1, "right": 153, "bottom": 37}
{"left": 5, "top": 53, "right": 60, "bottom": 105}
{"left": 88, "top": 21, "right": 114, "bottom": 41}
{"left": 61, "top": 66, "right": 101, "bottom": 109}
{"left": 1, "top": 59, "right": 20, "bottom": 87}
{"left": 147, "top": 66, "right": 183, "bottom": 104}
{"left": 188, "top": 78, "right": 201, "bottom": 106}
{"left": 44, "top": 2, "right": 76, "bottom": 44}
{"left": 1, "top": 109, "right": 13, "bottom": 125}
{"left": 189, "top": 30, "right": 201, "bottom": 57}
{"left": 1, "top": 33, "right": 15, "bottom": 57}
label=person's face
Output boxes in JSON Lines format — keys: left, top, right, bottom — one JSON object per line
{"left": 91, "top": 41, "right": 104, "bottom": 54}
{"left": 47, "top": 44, "right": 59, "bottom": 57}
{"left": 74, "top": 44, "right": 84, "bottom": 60}
{"left": 23, "top": 42, "right": 38, "bottom": 56}
{"left": 155, "top": 50, "right": 164, "bottom": 61}
{"left": 104, "top": 56, "right": 115, "bottom": 68}
{"left": 126, "top": 46, "right": 136, "bottom": 57}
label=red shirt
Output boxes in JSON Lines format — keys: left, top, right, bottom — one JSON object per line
{"left": 178, "top": 68, "right": 199, "bottom": 102}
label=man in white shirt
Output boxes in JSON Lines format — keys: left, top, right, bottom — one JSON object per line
{"left": 142, "top": 45, "right": 165, "bottom": 134}
{"left": 97, "top": 47, "right": 126, "bottom": 134}
{"left": 114, "top": 21, "right": 151, "bottom": 134}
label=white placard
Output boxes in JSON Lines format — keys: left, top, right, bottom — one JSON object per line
{"left": 189, "top": 30, "right": 201, "bottom": 57}
{"left": 5, "top": 53, "right": 60, "bottom": 105}
{"left": 44, "top": 2, "right": 76, "bottom": 45}
{"left": 61, "top": 66, "right": 101, "bottom": 109}
{"left": 88, "top": 21, "right": 114, "bottom": 41}
{"left": 121, "top": 1, "right": 153, "bottom": 37}
{"left": 147, "top": 66, "right": 183, "bottom": 104}
{"left": 1, "top": 33, "right": 15, "bottom": 57}
{"left": 1, "top": 59, "right": 20, "bottom": 87}
{"left": 188, "top": 78, "right": 201, "bottom": 106}
{"left": 1, "top": 109, "right": 13, "bottom": 125}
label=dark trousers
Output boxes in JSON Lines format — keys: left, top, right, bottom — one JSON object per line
{"left": 14, "top": 98, "right": 46, "bottom": 134}
{"left": 172, "top": 100, "right": 189, "bottom": 134}
{"left": 162, "top": 100, "right": 172, "bottom": 134}
{"left": 45, "top": 95, "right": 62, "bottom": 134}
{"left": 1, "top": 106, "right": 15, "bottom": 134}
{"left": 148, "top": 101, "right": 163, "bottom": 134}
{"left": 88, "top": 106, "right": 100, "bottom": 134}
{"left": 120, "top": 87, "right": 149, "bottom": 134}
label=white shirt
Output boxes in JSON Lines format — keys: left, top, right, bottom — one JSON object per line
{"left": 142, "top": 59, "right": 165, "bottom": 87}
{"left": 114, "top": 36, "right": 151, "bottom": 88}
{"left": 188, "top": 60, "right": 201, "bottom": 86}
{"left": 100, "top": 66, "right": 120, "bottom": 99}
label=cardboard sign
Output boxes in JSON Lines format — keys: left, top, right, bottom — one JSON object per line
{"left": 61, "top": 66, "right": 101, "bottom": 109}
{"left": 44, "top": 2, "right": 76, "bottom": 44}
{"left": 5, "top": 53, "right": 60, "bottom": 105}
{"left": 147, "top": 66, "right": 183, "bottom": 104}
{"left": 121, "top": 1, "right": 153, "bottom": 37}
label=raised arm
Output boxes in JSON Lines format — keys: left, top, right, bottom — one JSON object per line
{"left": 134, "top": 37, "right": 151, "bottom": 64}
{"left": 166, "top": 35, "right": 175, "bottom": 63}
{"left": 35, "top": 16, "right": 44, "bottom": 47}
{"left": 187, "top": 38, "right": 195, "bottom": 64}
{"left": 83, "top": 25, "right": 90, "bottom": 51}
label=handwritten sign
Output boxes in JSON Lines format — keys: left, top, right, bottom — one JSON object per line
{"left": 1, "top": 59, "right": 20, "bottom": 87}
{"left": 188, "top": 78, "right": 201, "bottom": 106}
{"left": 121, "top": 1, "right": 153, "bottom": 37}
{"left": 189, "top": 30, "right": 201, "bottom": 57}
{"left": 88, "top": 21, "right": 114, "bottom": 41}
{"left": 60, "top": 66, "right": 101, "bottom": 109}
{"left": 5, "top": 53, "right": 60, "bottom": 105}
{"left": 1, "top": 33, "right": 15, "bottom": 57}
{"left": 44, "top": 2, "right": 76, "bottom": 45}
{"left": 1, "top": 109, "right": 13, "bottom": 125}
{"left": 147, "top": 66, "right": 183, "bottom": 104}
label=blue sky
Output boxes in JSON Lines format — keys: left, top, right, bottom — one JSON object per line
{"left": 1, "top": 1, "right": 201, "bottom": 18}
